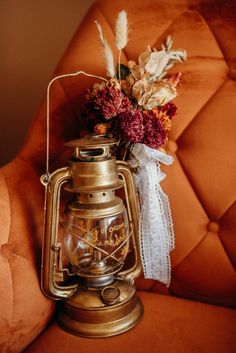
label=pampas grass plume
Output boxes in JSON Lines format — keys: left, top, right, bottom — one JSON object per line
{"left": 95, "top": 20, "right": 115, "bottom": 78}
{"left": 103, "top": 39, "right": 115, "bottom": 78}
{"left": 95, "top": 20, "right": 105, "bottom": 45}
{"left": 115, "top": 10, "right": 128, "bottom": 50}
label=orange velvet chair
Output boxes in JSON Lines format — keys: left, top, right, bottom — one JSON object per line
{"left": 1, "top": 0, "right": 236, "bottom": 352}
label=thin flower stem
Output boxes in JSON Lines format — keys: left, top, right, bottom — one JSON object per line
{"left": 122, "top": 142, "right": 130, "bottom": 161}
{"left": 118, "top": 50, "right": 122, "bottom": 84}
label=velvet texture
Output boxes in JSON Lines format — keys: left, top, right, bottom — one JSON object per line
{"left": 0, "top": 0, "right": 236, "bottom": 352}
{"left": 25, "top": 292, "right": 236, "bottom": 353}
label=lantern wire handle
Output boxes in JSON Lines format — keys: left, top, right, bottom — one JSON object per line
{"left": 43, "top": 70, "right": 108, "bottom": 182}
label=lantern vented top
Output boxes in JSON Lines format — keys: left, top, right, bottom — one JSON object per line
{"left": 65, "top": 135, "right": 118, "bottom": 161}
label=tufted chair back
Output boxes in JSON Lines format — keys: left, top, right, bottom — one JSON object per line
{"left": 0, "top": 0, "right": 236, "bottom": 352}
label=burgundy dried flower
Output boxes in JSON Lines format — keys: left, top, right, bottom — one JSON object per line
{"left": 117, "top": 109, "right": 144, "bottom": 143}
{"left": 89, "top": 87, "right": 131, "bottom": 120}
{"left": 159, "top": 102, "right": 177, "bottom": 119}
{"left": 143, "top": 111, "right": 167, "bottom": 149}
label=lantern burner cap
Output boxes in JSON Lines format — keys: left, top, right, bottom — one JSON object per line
{"left": 65, "top": 135, "right": 118, "bottom": 161}
{"left": 65, "top": 135, "right": 118, "bottom": 149}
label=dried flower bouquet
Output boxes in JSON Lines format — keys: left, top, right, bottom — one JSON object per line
{"left": 83, "top": 10, "right": 186, "bottom": 152}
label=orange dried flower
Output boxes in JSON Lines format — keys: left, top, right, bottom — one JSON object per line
{"left": 94, "top": 123, "right": 110, "bottom": 135}
{"left": 152, "top": 108, "right": 172, "bottom": 133}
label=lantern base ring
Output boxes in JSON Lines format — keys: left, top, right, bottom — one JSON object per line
{"left": 57, "top": 281, "right": 143, "bottom": 338}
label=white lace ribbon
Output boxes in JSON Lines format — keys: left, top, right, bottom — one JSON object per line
{"left": 129, "top": 143, "right": 175, "bottom": 286}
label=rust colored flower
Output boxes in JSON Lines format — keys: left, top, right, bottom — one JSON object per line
{"left": 94, "top": 123, "right": 110, "bottom": 135}
{"left": 152, "top": 108, "right": 172, "bottom": 133}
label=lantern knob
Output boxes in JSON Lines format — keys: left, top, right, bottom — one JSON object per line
{"left": 40, "top": 173, "right": 50, "bottom": 186}
{"left": 101, "top": 286, "right": 121, "bottom": 305}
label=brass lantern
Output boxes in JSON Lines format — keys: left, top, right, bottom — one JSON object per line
{"left": 41, "top": 135, "right": 143, "bottom": 338}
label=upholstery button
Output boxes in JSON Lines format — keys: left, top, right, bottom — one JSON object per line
{"left": 0, "top": 243, "right": 13, "bottom": 260}
{"left": 166, "top": 140, "right": 178, "bottom": 153}
{"left": 207, "top": 221, "right": 220, "bottom": 233}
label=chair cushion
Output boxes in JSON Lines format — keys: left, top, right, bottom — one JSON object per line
{"left": 0, "top": 160, "right": 55, "bottom": 353}
{"left": 24, "top": 291, "right": 236, "bottom": 353}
